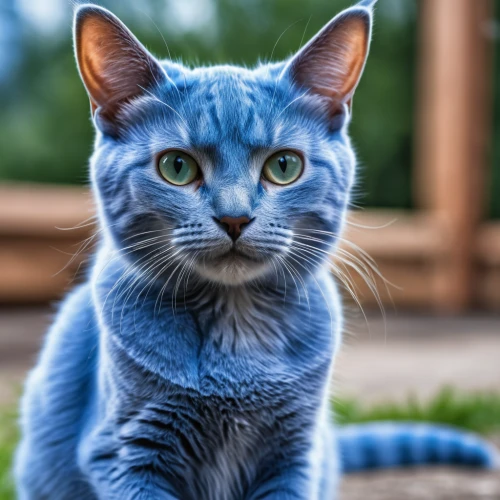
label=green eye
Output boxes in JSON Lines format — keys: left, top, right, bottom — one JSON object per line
{"left": 158, "top": 151, "right": 199, "bottom": 186}
{"left": 263, "top": 151, "right": 303, "bottom": 185}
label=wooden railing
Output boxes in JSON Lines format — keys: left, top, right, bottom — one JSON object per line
{"left": 0, "top": 183, "right": 499, "bottom": 310}
{"left": 413, "top": 0, "right": 495, "bottom": 311}
{"left": 0, "top": 184, "right": 94, "bottom": 303}
{"left": 344, "top": 0, "right": 499, "bottom": 312}
{"left": 0, "top": 0, "right": 498, "bottom": 311}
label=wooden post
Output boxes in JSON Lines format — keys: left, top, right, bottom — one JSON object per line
{"left": 415, "top": 0, "right": 493, "bottom": 312}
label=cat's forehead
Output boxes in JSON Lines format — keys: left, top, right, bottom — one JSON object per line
{"left": 181, "top": 65, "right": 279, "bottom": 107}
{"left": 171, "top": 65, "right": 286, "bottom": 148}
{"left": 125, "top": 63, "right": 322, "bottom": 155}
{"left": 175, "top": 63, "right": 279, "bottom": 86}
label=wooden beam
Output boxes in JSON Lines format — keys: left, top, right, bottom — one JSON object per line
{"left": 0, "top": 184, "right": 94, "bottom": 238}
{"left": 476, "top": 222, "right": 500, "bottom": 267}
{"left": 0, "top": 237, "right": 88, "bottom": 303}
{"left": 343, "top": 210, "right": 448, "bottom": 261}
{"left": 1, "top": 185, "right": 499, "bottom": 308}
{"left": 475, "top": 222, "right": 500, "bottom": 309}
{"left": 415, "top": 0, "right": 493, "bottom": 312}
{"left": 337, "top": 210, "right": 448, "bottom": 309}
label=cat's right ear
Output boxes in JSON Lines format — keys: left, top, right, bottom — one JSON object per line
{"left": 282, "top": 0, "right": 375, "bottom": 128}
{"left": 73, "top": 4, "right": 166, "bottom": 135}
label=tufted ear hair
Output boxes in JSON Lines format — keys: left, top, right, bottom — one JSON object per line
{"left": 284, "top": 0, "right": 375, "bottom": 126}
{"left": 73, "top": 4, "right": 166, "bottom": 134}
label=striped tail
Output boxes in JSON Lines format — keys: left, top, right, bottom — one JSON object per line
{"left": 338, "top": 422, "right": 500, "bottom": 473}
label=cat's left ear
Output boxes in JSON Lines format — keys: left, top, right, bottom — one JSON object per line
{"left": 284, "top": 0, "right": 375, "bottom": 124}
{"left": 73, "top": 4, "right": 167, "bottom": 134}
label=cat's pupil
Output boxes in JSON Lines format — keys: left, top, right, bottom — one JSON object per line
{"left": 173, "top": 156, "right": 183, "bottom": 174}
{"left": 278, "top": 156, "right": 287, "bottom": 173}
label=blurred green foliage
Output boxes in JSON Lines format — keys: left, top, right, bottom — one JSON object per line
{"left": 0, "top": 0, "right": 417, "bottom": 208}
{"left": 0, "top": 408, "right": 16, "bottom": 500}
{"left": 335, "top": 387, "right": 500, "bottom": 435}
{"left": 491, "top": 0, "right": 500, "bottom": 218}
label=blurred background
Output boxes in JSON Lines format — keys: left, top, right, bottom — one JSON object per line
{"left": 0, "top": 0, "right": 499, "bottom": 498}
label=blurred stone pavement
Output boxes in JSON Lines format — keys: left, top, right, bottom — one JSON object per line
{"left": 1, "top": 307, "right": 499, "bottom": 499}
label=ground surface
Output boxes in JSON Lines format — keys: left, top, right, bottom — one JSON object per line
{"left": 0, "top": 307, "right": 499, "bottom": 499}
{"left": 336, "top": 312, "right": 500, "bottom": 403}
{"left": 336, "top": 313, "right": 500, "bottom": 499}
{"left": 341, "top": 465, "right": 500, "bottom": 500}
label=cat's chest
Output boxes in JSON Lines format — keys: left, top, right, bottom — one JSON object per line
{"left": 108, "top": 323, "right": 307, "bottom": 401}
{"left": 105, "top": 301, "right": 318, "bottom": 396}
{"left": 98, "top": 265, "right": 336, "bottom": 399}
{"left": 111, "top": 389, "right": 314, "bottom": 500}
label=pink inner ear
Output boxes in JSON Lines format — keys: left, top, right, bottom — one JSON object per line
{"left": 75, "top": 8, "right": 163, "bottom": 117}
{"left": 290, "top": 13, "right": 370, "bottom": 108}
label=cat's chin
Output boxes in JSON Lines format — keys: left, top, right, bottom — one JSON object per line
{"left": 195, "top": 253, "right": 270, "bottom": 286}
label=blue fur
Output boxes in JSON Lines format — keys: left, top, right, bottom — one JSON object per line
{"left": 339, "top": 423, "right": 499, "bottom": 473}
{"left": 15, "top": 0, "right": 498, "bottom": 499}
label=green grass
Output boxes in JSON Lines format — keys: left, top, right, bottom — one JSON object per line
{"left": 334, "top": 387, "right": 500, "bottom": 435}
{"left": 0, "top": 388, "right": 499, "bottom": 499}
{"left": 0, "top": 409, "right": 17, "bottom": 500}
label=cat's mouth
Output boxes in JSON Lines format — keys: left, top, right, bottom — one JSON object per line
{"left": 202, "top": 245, "right": 265, "bottom": 270}
{"left": 226, "top": 247, "right": 262, "bottom": 263}
{"left": 194, "top": 245, "right": 271, "bottom": 285}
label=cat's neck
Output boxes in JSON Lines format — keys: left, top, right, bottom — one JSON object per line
{"left": 92, "top": 243, "right": 337, "bottom": 356}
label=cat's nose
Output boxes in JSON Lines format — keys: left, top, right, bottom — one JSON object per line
{"left": 216, "top": 216, "right": 251, "bottom": 241}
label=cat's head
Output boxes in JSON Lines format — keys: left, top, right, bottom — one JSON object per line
{"left": 74, "top": 1, "right": 374, "bottom": 287}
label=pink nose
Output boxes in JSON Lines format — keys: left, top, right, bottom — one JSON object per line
{"left": 218, "top": 216, "right": 251, "bottom": 241}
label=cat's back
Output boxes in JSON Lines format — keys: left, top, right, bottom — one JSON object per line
{"left": 23, "top": 281, "right": 98, "bottom": 392}
{"left": 15, "top": 282, "right": 99, "bottom": 499}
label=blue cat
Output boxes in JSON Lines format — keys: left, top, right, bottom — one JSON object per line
{"left": 15, "top": 1, "right": 498, "bottom": 499}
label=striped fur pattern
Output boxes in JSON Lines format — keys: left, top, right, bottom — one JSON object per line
{"left": 339, "top": 423, "right": 499, "bottom": 473}
{"left": 15, "top": 1, "right": 498, "bottom": 499}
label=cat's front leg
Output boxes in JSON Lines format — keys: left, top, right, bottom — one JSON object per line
{"left": 248, "top": 485, "right": 308, "bottom": 500}
{"left": 80, "top": 427, "right": 181, "bottom": 500}
{"left": 247, "top": 463, "right": 317, "bottom": 500}
{"left": 100, "top": 472, "right": 180, "bottom": 500}
{"left": 86, "top": 461, "right": 181, "bottom": 500}
{"left": 249, "top": 440, "right": 338, "bottom": 500}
